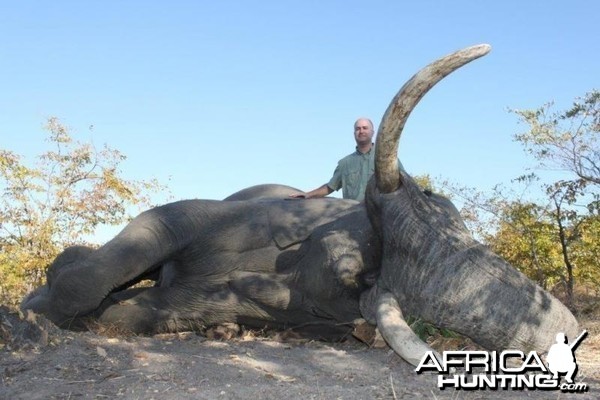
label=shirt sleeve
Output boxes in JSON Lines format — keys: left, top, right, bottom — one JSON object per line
{"left": 327, "top": 163, "right": 343, "bottom": 192}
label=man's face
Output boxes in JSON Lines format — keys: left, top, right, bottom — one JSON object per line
{"left": 354, "top": 119, "right": 374, "bottom": 146}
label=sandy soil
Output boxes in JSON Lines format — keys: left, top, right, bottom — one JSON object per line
{"left": 1, "top": 307, "right": 598, "bottom": 400}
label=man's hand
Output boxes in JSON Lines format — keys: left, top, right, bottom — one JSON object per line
{"left": 288, "top": 192, "right": 307, "bottom": 199}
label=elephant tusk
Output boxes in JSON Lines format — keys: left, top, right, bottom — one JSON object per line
{"left": 374, "top": 44, "right": 492, "bottom": 193}
{"left": 376, "top": 291, "right": 440, "bottom": 367}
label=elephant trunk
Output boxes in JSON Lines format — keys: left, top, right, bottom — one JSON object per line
{"left": 383, "top": 238, "right": 579, "bottom": 354}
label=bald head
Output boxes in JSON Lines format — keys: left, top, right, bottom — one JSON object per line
{"left": 354, "top": 118, "right": 374, "bottom": 130}
{"left": 354, "top": 118, "right": 374, "bottom": 150}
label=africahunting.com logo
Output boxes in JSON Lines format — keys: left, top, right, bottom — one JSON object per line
{"left": 416, "top": 330, "right": 588, "bottom": 393}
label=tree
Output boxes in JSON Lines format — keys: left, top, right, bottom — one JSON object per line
{"left": 486, "top": 200, "right": 564, "bottom": 290}
{"left": 444, "top": 180, "right": 565, "bottom": 290}
{"left": 0, "top": 118, "right": 168, "bottom": 307}
{"left": 511, "top": 90, "right": 599, "bottom": 184}
{"left": 509, "top": 91, "right": 599, "bottom": 306}
{"left": 571, "top": 214, "right": 600, "bottom": 292}
{"left": 443, "top": 91, "right": 600, "bottom": 308}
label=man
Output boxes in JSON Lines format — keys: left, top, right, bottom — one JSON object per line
{"left": 546, "top": 332, "right": 581, "bottom": 384}
{"left": 292, "top": 118, "right": 375, "bottom": 201}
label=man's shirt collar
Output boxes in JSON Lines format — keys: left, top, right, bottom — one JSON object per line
{"left": 355, "top": 143, "right": 374, "bottom": 155}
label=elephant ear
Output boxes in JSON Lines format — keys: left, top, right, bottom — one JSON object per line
{"left": 267, "top": 199, "right": 358, "bottom": 248}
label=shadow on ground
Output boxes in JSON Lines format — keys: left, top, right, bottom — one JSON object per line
{"left": 1, "top": 307, "right": 598, "bottom": 400}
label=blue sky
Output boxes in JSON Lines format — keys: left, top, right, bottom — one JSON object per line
{"left": 1, "top": 1, "right": 598, "bottom": 214}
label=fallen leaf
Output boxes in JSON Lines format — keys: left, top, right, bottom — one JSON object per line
{"left": 96, "top": 346, "right": 107, "bottom": 358}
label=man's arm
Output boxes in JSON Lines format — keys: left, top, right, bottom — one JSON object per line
{"left": 290, "top": 162, "right": 341, "bottom": 199}
{"left": 289, "top": 184, "right": 333, "bottom": 199}
{"left": 305, "top": 184, "right": 334, "bottom": 199}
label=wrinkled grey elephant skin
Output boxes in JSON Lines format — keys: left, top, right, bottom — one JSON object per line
{"left": 22, "top": 191, "right": 380, "bottom": 339}
{"left": 22, "top": 44, "right": 579, "bottom": 366}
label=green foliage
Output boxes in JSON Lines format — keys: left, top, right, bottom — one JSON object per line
{"left": 413, "top": 174, "right": 434, "bottom": 191}
{"left": 407, "top": 316, "right": 460, "bottom": 342}
{"left": 0, "top": 118, "right": 168, "bottom": 307}
{"left": 510, "top": 91, "right": 599, "bottom": 305}
{"left": 511, "top": 90, "right": 599, "bottom": 184}
{"left": 571, "top": 215, "right": 600, "bottom": 289}
{"left": 445, "top": 91, "right": 600, "bottom": 308}
{"left": 483, "top": 201, "right": 565, "bottom": 289}
{"left": 413, "top": 174, "right": 455, "bottom": 200}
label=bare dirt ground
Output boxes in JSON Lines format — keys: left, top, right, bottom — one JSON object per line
{"left": 1, "top": 307, "right": 598, "bottom": 400}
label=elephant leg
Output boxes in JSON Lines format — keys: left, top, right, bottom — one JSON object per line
{"left": 229, "top": 271, "right": 356, "bottom": 339}
{"left": 92, "top": 287, "right": 175, "bottom": 333}
{"left": 94, "top": 282, "right": 356, "bottom": 340}
{"left": 46, "top": 245, "right": 95, "bottom": 286}
{"left": 21, "top": 246, "right": 96, "bottom": 327}
{"left": 229, "top": 271, "right": 300, "bottom": 310}
{"left": 47, "top": 209, "right": 191, "bottom": 318}
{"left": 93, "top": 284, "right": 248, "bottom": 334}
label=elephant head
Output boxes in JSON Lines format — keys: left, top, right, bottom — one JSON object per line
{"left": 359, "top": 44, "right": 579, "bottom": 365}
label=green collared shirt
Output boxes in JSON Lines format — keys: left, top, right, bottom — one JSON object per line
{"left": 327, "top": 146, "right": 375, "bottom": 201}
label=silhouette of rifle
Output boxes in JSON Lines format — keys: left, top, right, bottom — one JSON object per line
{"left": 570, "top": 330, "right": 588, "bottom": 350}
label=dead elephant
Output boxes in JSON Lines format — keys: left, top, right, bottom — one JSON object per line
{"left": 21, "top": 44, "right": 578, "bottom": 366}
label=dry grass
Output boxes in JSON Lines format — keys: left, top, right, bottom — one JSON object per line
{"left": 558, "top": 285, "right": 600, "bottom": 380}
{"left": 575, "top": 314, "right": 600, "bottom": 381}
